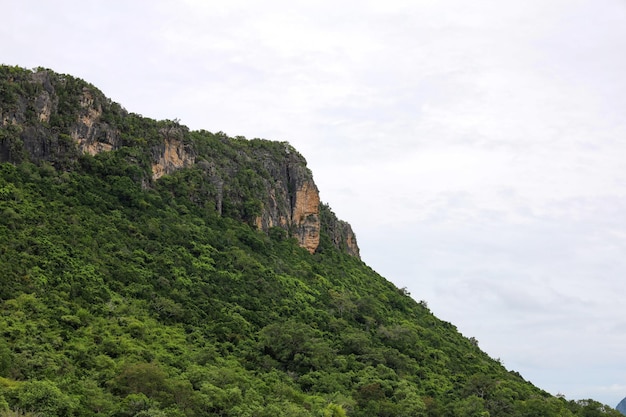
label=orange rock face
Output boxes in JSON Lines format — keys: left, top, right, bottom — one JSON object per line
{"left": 151, "top": 138, "right": 195, "bottom": 180}
{"left": 292, "top": 181, "right": 321, "bottom": 254}
{"left": 70, "top": 88, "right": 119, "bottom": 156}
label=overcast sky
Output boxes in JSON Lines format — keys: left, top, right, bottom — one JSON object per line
{"left": 4, "top": 0, "right": 626, "bottom": 407}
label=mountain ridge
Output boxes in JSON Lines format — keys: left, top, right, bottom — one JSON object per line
{"left": 0, "top": 65, "right": 621, "bottom": 416}
{"left": 617, "top": 396, "right": 626, "bottom": 415}
{"left": 0, "top": 65, "right": 359, "bottom": 258}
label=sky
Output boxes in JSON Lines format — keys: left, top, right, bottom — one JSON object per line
{"left": 4, "top": 0, "right": 626, "bottom": 407}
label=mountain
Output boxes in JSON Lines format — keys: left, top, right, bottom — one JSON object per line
{"left": 617, "top": 397, "right": 626, "bottom": 415}
{"left": 0, "top": 66, "right": 358, "bottom": 259}
{"left": 0, "top": 65, "right": 621, "bottom": 416}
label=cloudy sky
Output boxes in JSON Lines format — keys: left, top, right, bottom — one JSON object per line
{"left": 4, "top": 0, "right": 626, "bottom": 407}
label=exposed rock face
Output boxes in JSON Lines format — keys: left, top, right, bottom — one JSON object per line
{"left": 71, "top": 87, "right": 119, "bottom": 155}
{"left": 260, "top": 151, "right": 321, "bottom": 254}
{"left": 227, "top": 144, "right": 322, "bottom": 254}
{"left": 0, "top": 70, "right": 119, "bottom": 163}
{"left": 0, "top": 66, "right": 359, "bottom": 257}
{"left": 151, "top": 137, "right": 195, "bottom": 180}
{"left": 339, "top": 222, "right": 360, "bottom": 258}
{"left": 291, "top": 181, "right": 320, "bottom": 253}
{"left": 320, "top": 204, "right": 360, "bottom": 258}
{"left": 35, "top": 90, "right": 53, "bottom": 123}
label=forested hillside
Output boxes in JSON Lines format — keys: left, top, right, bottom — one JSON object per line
{"left": 0, "top": 65, "right": 620, "bottom": 416}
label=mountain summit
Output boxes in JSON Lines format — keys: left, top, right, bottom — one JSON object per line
{"left": 0, "top": 66, "right": 359, "bottom": 258}
{"left": 0, "top": 65, "right": 621, "bottom": 416}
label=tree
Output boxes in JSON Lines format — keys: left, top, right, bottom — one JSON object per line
{"left": 13, "top": 380, "right": 79, "bottom": 416}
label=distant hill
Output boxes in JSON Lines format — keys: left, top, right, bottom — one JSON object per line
{"left": 0, "top": 65, "right": 622, "bottom": 416}
{"left": 617, "top": 396, "right": 626, "bottom": 415}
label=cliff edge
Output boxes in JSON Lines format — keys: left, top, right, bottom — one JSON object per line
{"left": 0, "top": 66, "right": 359, "bottom": 257}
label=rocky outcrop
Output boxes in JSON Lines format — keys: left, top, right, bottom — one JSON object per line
{"left": 290, "top": 180, "right": 320, "bottom": 253}
{"left": 151, "top": 137, "right": 195, "bottom": 180}
{"left": 263, "top": 150, "right": 320, "bottom": 254}
{"left": 71, "top": 87, "right": 119, "bottom": 155}
{"left": 320, "top": 204, "right": 360, "bottom": 258}
{"left": 0, "top": 66, "right": 359, "bottom": 257}
{"left": 0, "top": 69, "right": 119, "bottom": 163}
{"left": 217, "top": 143, "right": 322, "bottom": 254}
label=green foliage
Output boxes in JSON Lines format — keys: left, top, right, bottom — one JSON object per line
{"left": 0, "top": 157, "right": 615, "bottom": 416}
{"left": 0, "top": 65, "right": 619, "bottom": 417}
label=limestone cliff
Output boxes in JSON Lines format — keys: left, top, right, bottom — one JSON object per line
{"left": 1, "top": 69, "right": 119, "bottom": 166}
{"left": 151, "top": 137, "right": 195, "bottom": 180}
{"left": 0, "top": 66, "right": 359, "bottom": 257}
{"left": 71, "top": 87, "right": 119, "bottom": 155}
{"left": 248, "top": 147, "right": 321, "bottom": 254}
{"left": 290, "top": 181, "right": 320, "bottom": 254}
{"left": 320, "top": 204, "right": 360, "bottom": 258}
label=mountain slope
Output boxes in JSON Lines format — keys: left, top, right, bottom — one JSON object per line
{"left": 0, "top": 65, "right": 621, "bottom": 416}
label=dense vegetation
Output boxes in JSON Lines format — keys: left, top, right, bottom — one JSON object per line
{"left": 0, "top": 66, "right": 622, "bottom": 416}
